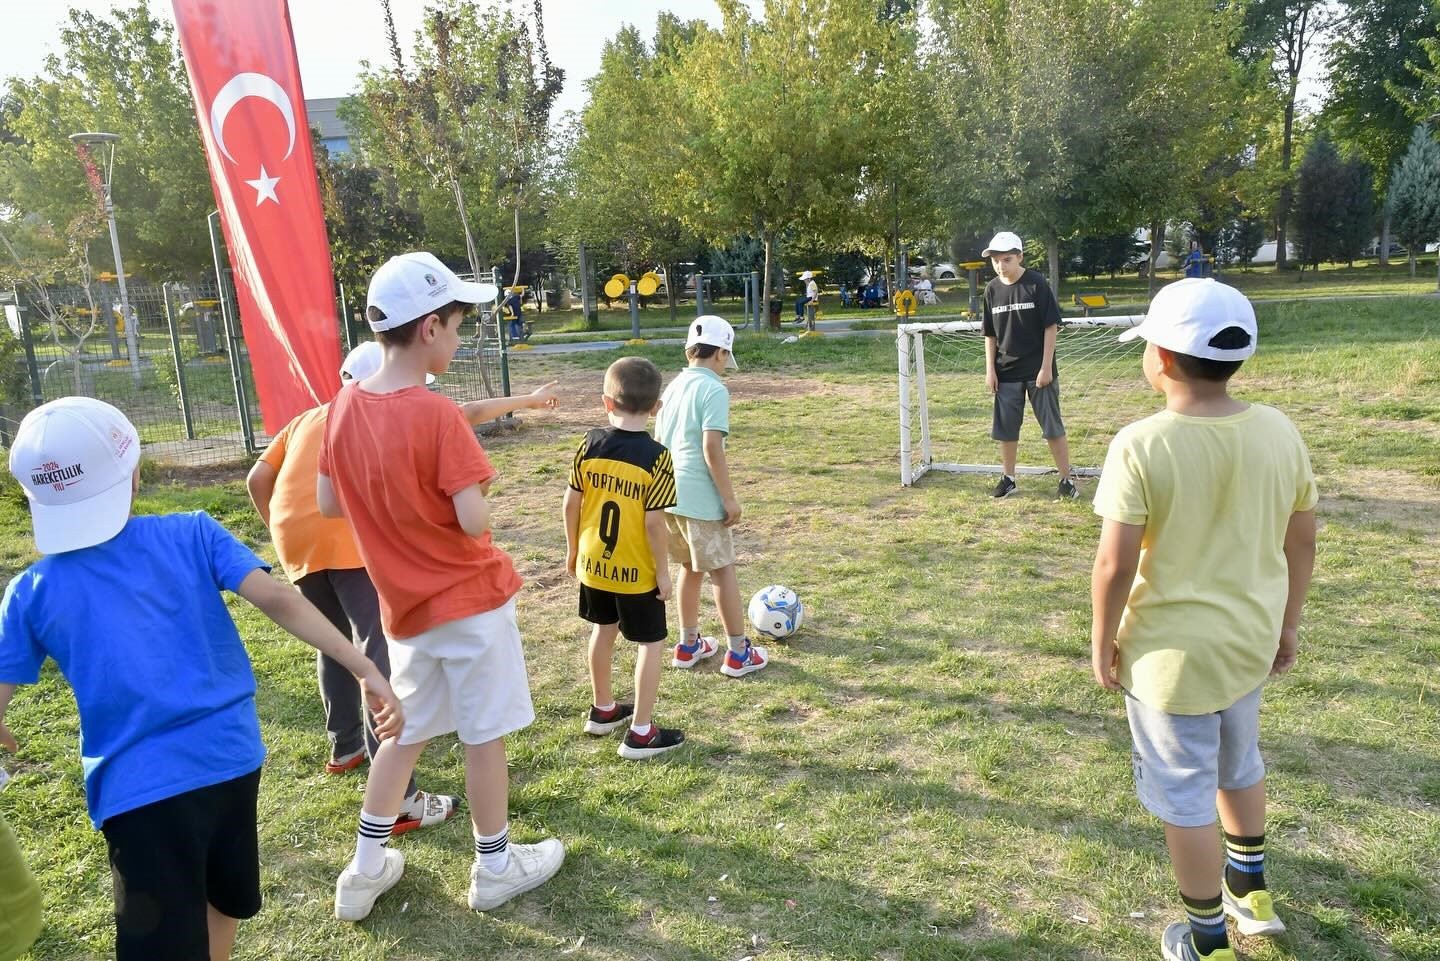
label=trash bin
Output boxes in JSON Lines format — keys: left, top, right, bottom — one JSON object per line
{"left": 768, "top": 298, "right": 783, "bottom": 330}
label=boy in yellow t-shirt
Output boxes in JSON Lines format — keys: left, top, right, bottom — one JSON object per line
{"left": 1090, "top": 280, "right": 1317, "bottom": 961}
{"left": 563, "top": 357, "right": 684, "bottom": 759}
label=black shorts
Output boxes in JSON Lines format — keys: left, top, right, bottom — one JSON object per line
{"left": 578, "top": 583, "right": 668, "bottom": 643}
{"left": 991, "top": 376, "right": 1066, "bottom": 442}
{"left": 100, "top": 768, "right": 263, "bottom": 961}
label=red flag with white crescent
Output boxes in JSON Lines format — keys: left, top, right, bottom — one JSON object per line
{"left": 171, "top": 0, "right": 341, "bottom": 433}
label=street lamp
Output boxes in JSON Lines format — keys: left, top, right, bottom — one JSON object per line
{"left": 68, "top": 131, "right": 138, "bottom": 384}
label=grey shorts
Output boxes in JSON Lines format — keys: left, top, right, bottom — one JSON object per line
{"left": 1125, "top": 686, "right": 1266, "bottom": 828}
{"left": 992, "top": 378, "right": 1066, "bottom": 442}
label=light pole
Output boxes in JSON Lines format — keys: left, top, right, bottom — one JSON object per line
{"left": 69, "top": 131, "right": 139, "bottom": 384}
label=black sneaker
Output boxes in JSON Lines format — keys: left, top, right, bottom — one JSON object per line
{"left": 1057, "top": 476, "right": 1080, "bottom": 500}
{"left": 991, "top": 475, "right": 1017, "bottom": 498}
{"left": 583, "top": 702, "right": 634, "bottom": 736}
{"left": 618, "top": 725, "right": 686, "bottom": 760}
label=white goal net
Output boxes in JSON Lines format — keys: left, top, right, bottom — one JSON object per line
{"left": 897, "top": 316, "right": 1156, "bottom": 486}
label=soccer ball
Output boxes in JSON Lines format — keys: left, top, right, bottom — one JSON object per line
{"left": 748, "top": 585, "right": 803, "bottom": 640}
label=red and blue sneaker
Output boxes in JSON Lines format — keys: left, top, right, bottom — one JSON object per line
{"left": 671, "top": 635, "right": 720, "bottom": 669}
{"left": 720, "top": 640, "right": 769, "bottom": 678}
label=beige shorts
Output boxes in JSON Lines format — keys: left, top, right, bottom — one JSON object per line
{"left": 666, "top": 514, "right": 735, "bottom": 573}
{"left": 387, "top": 597, "right": 535, "bottom": 746}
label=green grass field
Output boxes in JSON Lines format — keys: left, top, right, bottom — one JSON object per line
{"left": 1, "top": 298, "right": 1437, "bottom": 960}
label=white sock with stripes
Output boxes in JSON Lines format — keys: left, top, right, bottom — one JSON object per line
{"left": 475, "top": 824, "right": 510, "bottom": 874}
{"left": 351, "top": 809, "right": 397, "bottom": 877}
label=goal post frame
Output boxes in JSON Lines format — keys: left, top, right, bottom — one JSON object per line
{"left": 898, "top": 315, "right": 1146, "bottom": 486}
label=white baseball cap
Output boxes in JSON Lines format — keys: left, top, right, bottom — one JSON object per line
{"left": 800, "top": 270, "right": 814, "bottom": 280}
{"left": 982, "top": 231, "right": 1024, "bottom": 257}
{"left": 366, "top": 252, "right": 500, "bottom": 332}
{"left": 339, "top": 341, "right": 434, "bottom": 384}
{"left": 686, "top": 315, "right": 738, "bottom": 369}
{"left": 1119, "top": 278, "right": 1257, "bottom": 361}
{"left": 8, "top": 397, "right": 141, "bottom": 554}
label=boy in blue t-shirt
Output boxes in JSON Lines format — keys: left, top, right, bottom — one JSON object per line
{"left": 0, "top": 398, "right": 402, "bottom": 961}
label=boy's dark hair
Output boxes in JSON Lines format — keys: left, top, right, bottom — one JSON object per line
{"left": 605, "top": 356, "right": 663, "bottom": 413}
{"left": 685, "top": 343, "right": 721, "bottom": 362}
{"left": 370, "top": 301, "right": 468, "bottom": 347}
{"left": 1170, "top": 326, "right": 1251, "bottom": 382}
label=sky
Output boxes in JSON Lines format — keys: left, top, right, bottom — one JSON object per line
{"left": 5, "top": 0, "right": 1327, "bottom": 119}
{"left": 3, "top": 1, "right": 761, "bottom": 119}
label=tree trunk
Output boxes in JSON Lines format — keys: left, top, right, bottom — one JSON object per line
{"left": 1148, "top": 220, "right": 1164, "bottom": 299}
{"left": 761, "top": 231, "right": 774, "bottom": 331}
{"left": 664, "top": 260, "right": 678, "bottom": 324}
{"left": 1379, "top": 211, "right": 1392, "bottom": 267}
{"left": 512, "top": 204, "right": 522, "bottom": 288}
{"left": 1275, "top": 94, "right": 1296, "bottom": 272}
{"left": 1410, "top": 251, "right": 1417, "bottom": 277}
{"left": 1046, "top": 233, "right": 1060, "bottom": 296}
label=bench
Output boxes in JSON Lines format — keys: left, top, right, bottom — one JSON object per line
{"left": 1073, "top": 292, "right": 1109, "bottom": 317}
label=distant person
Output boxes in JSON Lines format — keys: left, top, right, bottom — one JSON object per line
{"left": 980, "top": 231, "right": 1078, "bottom": 500}
{"left": 1091, "top": 279, "right": 1317, "bottom": 961}
{"left": 1185, "top": 242, "right": 1206, "bottom": 279}
{"left": 502, "top": 287, "right": 525, "bottom": 341}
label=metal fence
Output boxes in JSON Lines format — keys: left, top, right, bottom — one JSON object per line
{"left": 2, "top": 268, "right": 509, "bottom": 466}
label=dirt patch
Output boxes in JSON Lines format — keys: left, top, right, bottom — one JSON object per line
{"left": 1319, "top": 468, "right": 1440, "bottom": 538}
{"left": 143, "top": 459, "right": 251, "bottom": 488}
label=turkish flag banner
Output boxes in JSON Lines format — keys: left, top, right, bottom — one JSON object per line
{"left": 172, "top": 0, "right": 341, "bottom": 434}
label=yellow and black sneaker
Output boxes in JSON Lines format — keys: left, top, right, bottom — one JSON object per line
{"left": 1161, "top": 922, "right": 1237, "bottom": 961}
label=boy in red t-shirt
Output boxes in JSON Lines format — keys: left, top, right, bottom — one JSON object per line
{"left": 320, "top": 253, "right": 564, "bottom": 921}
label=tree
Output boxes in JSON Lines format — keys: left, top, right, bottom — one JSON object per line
{"left": 932, "top": 0, "right": 1242, "bottom": 291}
{"left": 0, "top": 1, "right": 213, "bottom": 279}
{"left": 1235, "top": 0, "right": 1336, "bottom": 271}
{"left": 1386, "top": 125, "right": 1440, "bottom": 281}
{"left": 347, "top": 0, "right": 557, "bottom": 278}
{"left": 561, "top": 16, "right": 704, "bottom": 323}
{"left": 671, "top": 0, "right": 880, "bottom": 323}
{"left": 1323, "top": 0, "right": 1435, "bottom": 265}
{"left": 1291, "top": 132, "right": 1374, "bottom": 276}
{"left": 313, "top": 136, "right": 422, "bottom": 305}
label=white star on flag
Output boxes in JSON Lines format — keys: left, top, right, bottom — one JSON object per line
{"left": 245, "top": 165, "right": 281, "bottom": 206}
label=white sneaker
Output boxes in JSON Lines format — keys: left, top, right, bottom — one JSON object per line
{"left": 468, "top": 838, "right": 565, "bottom": 911}
{"left": 335, "top": 848, "right": 405, "bottom": 921}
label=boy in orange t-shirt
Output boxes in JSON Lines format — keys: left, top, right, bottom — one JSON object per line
{"left": 319, "top": 253, "right": 564, "bottom": 922}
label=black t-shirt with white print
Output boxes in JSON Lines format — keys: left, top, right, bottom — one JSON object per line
{"left": 981, "top": 268, "right": 1061, "bottom": 382}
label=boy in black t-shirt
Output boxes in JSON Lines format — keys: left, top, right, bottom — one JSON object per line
{"left": 563, "top": 357, "right": 686, "bottom": 759}
{"left": 980, "top": 231, "right": 1078, "bottom": 499}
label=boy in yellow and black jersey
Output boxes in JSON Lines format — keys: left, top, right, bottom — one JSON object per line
{"left": 563, "top": 357, "right": 685, "bottom": 759}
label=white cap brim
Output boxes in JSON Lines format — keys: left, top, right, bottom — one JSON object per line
{"left": 1117, "top": 326, "right": 1145, "bottom": 343}
{"left": 30, "top": 472, "right": 133, "bottom": 554}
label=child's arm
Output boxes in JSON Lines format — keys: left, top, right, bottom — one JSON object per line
{"left": 1275, "top": 508, "right": 1317, "bottom": 675}
{"left": 452, "top": 484, "right": 491, "bottom": 538}
{"left": 984, "top": 336, "right": 998, "bottom": 394}
{"left": 562, "top": 487, "right": 581, "bottom": 576}
{"left": 646, "top": 509, "right": 672, "bottom": 601}
{"left": 235, "top": 570, "right": 403, "bottom": 740}
{"left": 246, "top": 460, "right": 278, "bottom": 527}
{"left": 1036, "top": 325, "right": 1058, "bottom": 388}
{"left": 316, "top": 473, "right": 342, "bottom": 519}
{"left": 1090, "top": 518, "right": 1144, "bottom": 690}
{"left": 702, "top": 429, "right": 741, "bottom": 527}
{"left": 461, "top": 381, "right": 560, "bottom": 425}
{"left": 0, "top": 682, "right": 17, "bottom": 752}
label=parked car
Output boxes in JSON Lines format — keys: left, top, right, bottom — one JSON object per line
{"left": 907, "top": 259, "right": 958, "bottom": 280}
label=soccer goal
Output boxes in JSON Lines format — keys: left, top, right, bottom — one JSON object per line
{"left": 897, "top": 316, "right": 1155, "bottom": 486}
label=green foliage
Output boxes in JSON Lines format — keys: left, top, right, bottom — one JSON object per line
{"left": 1323, "top": 0, "right": 1436, "bottom": 197}
{"left": 313, "top": 135, "right": 421, "bottom": 297}
{"left": 1293, "top": 132, "right": 1376, "bottom": 272}
{"left": 1386, "top": 125, "right": 1440, "bottom": 277}
{"left": 0, "top": 1, "right": 213, "bottom": 278}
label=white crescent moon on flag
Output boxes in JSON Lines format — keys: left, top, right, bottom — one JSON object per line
{"left": 209, "top": 72, "right": 296, "bottom": 165}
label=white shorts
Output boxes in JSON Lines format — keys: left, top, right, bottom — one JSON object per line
{"left": 387, "top": 598, "right": 535, "bottom": 746}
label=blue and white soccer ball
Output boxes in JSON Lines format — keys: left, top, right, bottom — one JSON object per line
{"left": 748, "top": 585, "right": 804, "bottom": 640}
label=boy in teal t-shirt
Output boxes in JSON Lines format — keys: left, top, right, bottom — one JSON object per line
{"left": 1091, "top": 280, "right": 1317, "bottom": 961}
{"left": 654, "top": 316, "right": 769, "bottom": 678}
